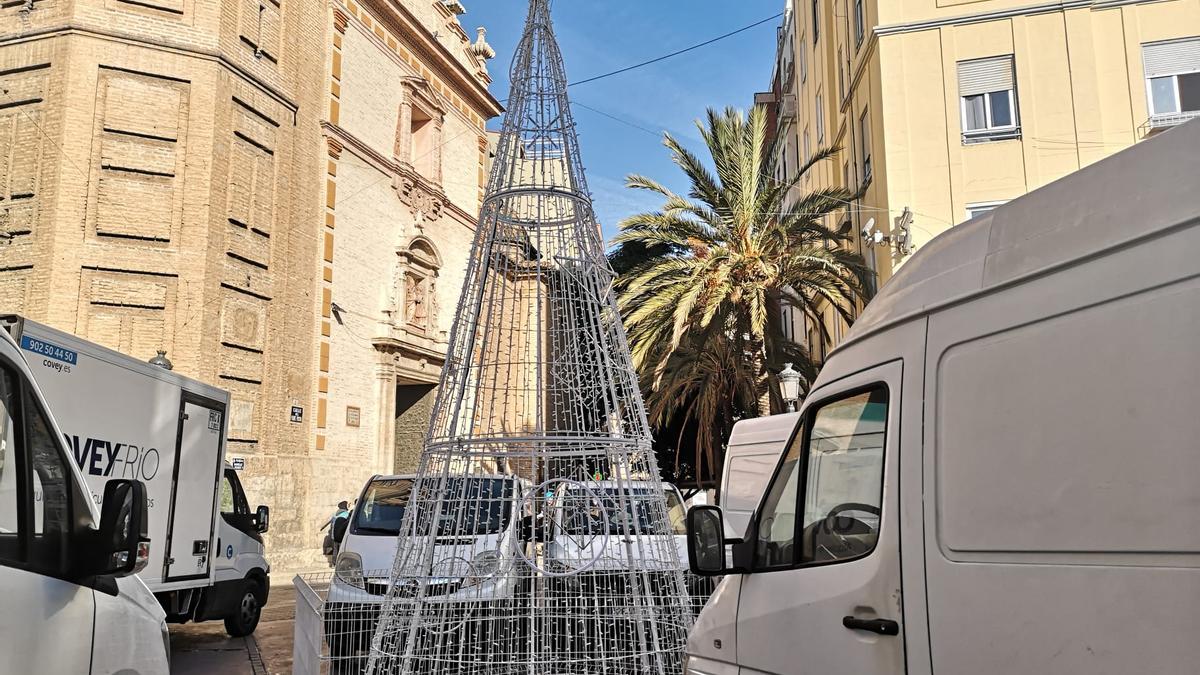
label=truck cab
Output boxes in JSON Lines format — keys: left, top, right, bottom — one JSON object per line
{"left": 0, "top": 327, "right": 169, "bottom": 673}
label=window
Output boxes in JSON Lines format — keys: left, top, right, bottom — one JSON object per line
{"left": 754, "top": 427, "right": 802, "bottom": 569}
{"left": 965, "top": 200, "right": 1007, "bottom": 220}
{"left": 1143, "top": 38, "right": 1200, "bottom": 119}
{"left": 812, "top": 0, "right": 819, "bottom": 44}
{"left": 26, "top": 388, "right": 70, "bottom": 571}
{"left": 0, "top": 368, "right": 74, "bottom": 574}
{"left": 854, "top": 0, "right": 865, "bottom": 46}
{"left": 220, "top": 469, "right": 250, "bottom": 516}
{"left": 798, "top": 388, "right": 887, "bottom": 565}
{"left": 754, "top": 386, "right": 889, "bottom": 569}
{"left": 665, "top": 488, "right": 687, "bottom": 535}
{"left": 352, "top": 477, "right": 412, "bottom": 537}
{"left": 838, "top": 47, "right": 845, "bottom": 101}
{"left": 802, "top": 128, "right": 811, "bottom": 165}
{"left": 0, "top": 369, "right": 20, "bottom": 564}
{"left": 815, "top": 93, "right": 825, "bottom": 143}
{"left": 958, "top": 55, "right": 1019, "bottom": 141}
{"left": 799, "top": 34, "right": 808, "bottom": 83}
{"left": 781, "top": 143, "right": 789, "bottom": 183}
{"left": 859, "top": 109, "right": 872, "bottom": 185}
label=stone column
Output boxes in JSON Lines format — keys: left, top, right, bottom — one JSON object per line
{"left": 374, "top": 354, "right": 397, "bottom": 473}
{"left": 395, "top": 101, "right": 413, "bottom": 162}
{"left": 431, "top": 118, "right": 443, "bottom": 184}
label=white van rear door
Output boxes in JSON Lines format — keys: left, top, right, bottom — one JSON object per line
{"left": 732, "top": 359, "right": 904, "bottom": 675}
{"left": 163, "top": 399, "right": 224, "bottom": 581}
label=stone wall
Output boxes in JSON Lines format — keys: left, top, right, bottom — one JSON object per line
{"left": 0, "top": 0, "right": 498, "bottom": 573}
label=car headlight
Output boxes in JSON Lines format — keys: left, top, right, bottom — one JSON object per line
{"left": 334, "top": 551, "right": 364, "bottom": 589}
{"left": 461, "top": 550, "right": 501, "bottom": 587}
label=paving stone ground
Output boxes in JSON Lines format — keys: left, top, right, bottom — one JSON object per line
{"left": 170, "top": 581, "right": 300, "bottom": 675}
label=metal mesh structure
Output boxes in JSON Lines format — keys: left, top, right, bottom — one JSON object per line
{"left": 344, "top": 2, "right": 694, "bottom": 674}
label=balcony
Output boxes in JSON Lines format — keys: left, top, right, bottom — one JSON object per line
{"left": 1142, "top": 110, "right": 1200, "bottom": 135}
{"left": 779, "top": 94, "right": 797, "bottom": 122}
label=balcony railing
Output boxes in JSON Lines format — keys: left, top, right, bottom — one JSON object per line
{"left": 1143, "top": 111, "right": 1200, "bottom": 135}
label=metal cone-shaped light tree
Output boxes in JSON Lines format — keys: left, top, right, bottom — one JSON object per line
{"left": 363, "top": 1, "right": 692, "bottom": 674}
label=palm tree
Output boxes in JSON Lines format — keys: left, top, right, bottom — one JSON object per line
{"left": 613, "top": 106, "right": 870, "bottom": 484}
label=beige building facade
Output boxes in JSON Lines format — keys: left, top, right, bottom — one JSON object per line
{"left": 0, "top": 0, "right": 501, "bottom": 571}
{"left": 313, "top": 0, "right": 500, "bottom": 544}
{"left": 764, "top": 0, "right": 1200, "bottom": 358}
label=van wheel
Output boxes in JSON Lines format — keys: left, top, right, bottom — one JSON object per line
{"left": 224, "top": 581, "right": 262, "bottom": 637}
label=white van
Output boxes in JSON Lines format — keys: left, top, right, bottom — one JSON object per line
{"left": 543, "top": 479, "right": 688, "bottom": 573}
{"left": 1, "top": 315, "right": 272, "bottom": 636}
{"left": 0, "top": 325, "right": 169, "bottom": 672}
{"left": 718, "top": 413, "right": 799, "bottom": 539}
{"left": 685, "top": 119, "right": 1200, "bottom": 675}
{"left": 326, "top": 473, "right": 530, "bottom": 662}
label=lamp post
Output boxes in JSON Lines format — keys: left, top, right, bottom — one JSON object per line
{"left": 779, "top": 362, "right": 801, "bottom": 413}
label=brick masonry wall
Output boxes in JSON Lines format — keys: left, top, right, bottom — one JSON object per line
{"left": 0, "top": 0, "right": 497, "bottom": 573}
{"left": 0, "top": 0, "right": 326, "bottom": 573}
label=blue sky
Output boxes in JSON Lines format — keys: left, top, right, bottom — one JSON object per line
{"left": 463, "top": 1, "right": 780, "bottom": 244}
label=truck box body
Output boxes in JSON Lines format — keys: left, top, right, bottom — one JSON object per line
{"left": 1, "top": 315, "right": 228, "bottom": 593}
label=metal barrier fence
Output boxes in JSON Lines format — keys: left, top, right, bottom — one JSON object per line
{"left": 292, "top": 570, "right": 718, "bottom": 675}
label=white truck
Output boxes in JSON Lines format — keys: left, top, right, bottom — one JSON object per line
{"left": 1, "top": 315, "right": 271, "bottom": 636}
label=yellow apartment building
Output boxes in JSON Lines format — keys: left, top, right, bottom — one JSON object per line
{"left": 763, "top": 0, "right": 1200, "bottom": 359}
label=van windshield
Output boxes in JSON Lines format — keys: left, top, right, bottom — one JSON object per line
{"left": 430, "top": 477, "right": 514, "bottom": 536}
{"left": 352, "top": 478, "right": 413, "bottom": 536}
{"left": 563, "top": 486, "right": 684, "bottom": 536}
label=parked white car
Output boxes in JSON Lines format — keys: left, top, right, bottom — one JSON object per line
{"left": 0, "top": 326, "right": 169, "bottom": 673}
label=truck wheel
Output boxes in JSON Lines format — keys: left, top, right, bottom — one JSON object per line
{"left": 224, "top": 581, "right": 263, "bottom": 637}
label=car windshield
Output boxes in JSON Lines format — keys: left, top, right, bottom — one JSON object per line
{"left": 563, "top": 486, "right": 682, "bottom": 536}
{"left": 428, "top": 477, "right": 515, "bottom": 536}
{"left": 352, "top": 478, "right": 413, "bottom": 536}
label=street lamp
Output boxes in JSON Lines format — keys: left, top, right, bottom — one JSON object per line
{"left": 148, "top": 350, "right": 173, "bottom": 371}
{"left": 779, "top": 362, "right": 801, "bottom": 413}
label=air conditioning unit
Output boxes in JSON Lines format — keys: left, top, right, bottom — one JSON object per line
{"left": 780, "top": 93, "right": 798, "bottom": 121}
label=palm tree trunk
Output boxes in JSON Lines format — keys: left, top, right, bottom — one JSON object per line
{"left": 749, "top": 339, "right": 772, "bottom": 416}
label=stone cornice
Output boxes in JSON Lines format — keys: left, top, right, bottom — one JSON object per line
{"left": 351, "top": 0, "right": 503, "bottom": 119}
{"left": 372, "top": 334, "right": 446, "bottom": 360}
{"left": 321, "top": 121, "right": 478, "bottom": 229}
{"left": 1, "top": 25, "right": 298, "bottom": 116}
{"left": 873, "top": 0, "right": 1165, "bottom": 36}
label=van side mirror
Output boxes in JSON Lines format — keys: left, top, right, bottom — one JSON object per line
{"left": 87, "top": 479, "right": 149, "bottom": 579}
{"left": 687, "top": 505, "right": 728, "bottom": 576}
{"left": 254, "top": 505, "right": 270, "bottom": 534}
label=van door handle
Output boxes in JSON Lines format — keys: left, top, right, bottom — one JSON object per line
{"left": 842, "top": 616, "right": 900, "bottom": 635}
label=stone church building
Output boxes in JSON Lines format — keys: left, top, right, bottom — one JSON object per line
{"left": 0, "top": 0, "right": 501, "bottom": 571}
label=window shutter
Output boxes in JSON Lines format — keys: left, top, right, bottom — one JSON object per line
{"left": 957, "top": 56, "right": 1015, "bottom": 97}
{"left": 1142, "top": 38, "right": 1200, "bottom": 78}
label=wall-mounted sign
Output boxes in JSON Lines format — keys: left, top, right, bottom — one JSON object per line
{"left": 346, "top": 406, "right": 361, "bottom": 427}
{"left": 231, "top": 457, "right": 246, "bottom": 471}
{"left": 290, "top": 406, "right": 304, "bottom": 423}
